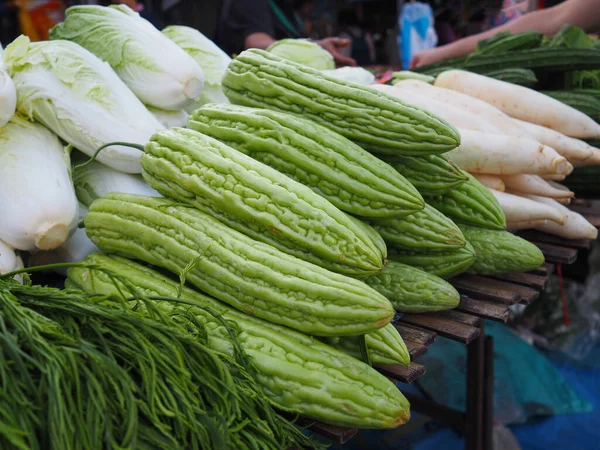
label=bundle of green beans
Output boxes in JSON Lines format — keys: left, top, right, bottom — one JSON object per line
{"left": 0, "top": 274, "right": 322, "bottom": 450}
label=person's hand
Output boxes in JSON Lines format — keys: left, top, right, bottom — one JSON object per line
{"left": 316, "top": 37, "right": 357, "bottom": 67}
{"left": 410, "top": 48, "right": 445, "bottom": 69}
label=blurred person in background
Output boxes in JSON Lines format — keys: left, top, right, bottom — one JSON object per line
{"left": 216, "top": 0, "right": 356, "bottom": 66}
{"left": 338, "top": 9, "right": 376, "bottom": 66}
{"left": 411, "top": 0, "right": 600, "bottom": 68}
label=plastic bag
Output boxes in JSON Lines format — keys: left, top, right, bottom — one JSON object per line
{"left": 398, "top": 2, "right": 437, "bottom": 69}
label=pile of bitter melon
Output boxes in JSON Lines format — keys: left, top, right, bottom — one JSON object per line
{"left": 12, "top": 44, "right": 600, "bottom": 433}
{"left": 67, "top": 49, "right": 564, "bottom": 428}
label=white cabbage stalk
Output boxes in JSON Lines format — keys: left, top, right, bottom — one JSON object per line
{"left": 267, "top": 39, "right": 335, "bottom": 70}
{"left": 0, "top": 239, "right": 18, "bottom": 275}
{"left": 0, "top": 45, "right": 16, "bottom": 127}
{"left": 322, "top": 67, "right": 376, "bottom": 85}
{"left": 72, "top": 156, "right": 160, "bottom": 208}
{"left": 0, "top": 240, "right": 24, "bottom": 283}
{"left": 4, "top": 36, "right": 163, "bottom": 173}
{"left": 28, "top": 204, "right": 100, "bottom": 276}
{"left": 0, "top": 116, "right": 79, "bottom": 251}
{"left": 51, "top": 5, "right": 205, "bottom": 111}
{"left": 163, "top": 25, "right": 230, "bottom": 111}
{"left": 147, "top": 105, "right": 189, "bottom": 128}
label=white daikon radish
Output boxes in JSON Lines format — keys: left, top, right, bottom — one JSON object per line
{"left": 554, "top": 198, "right": 572, "bottom": 205}
{"left": 435, "top": 70, "right": 600, "bottom": 138}
{"left": 506, "top": 220, "right": 547, "bottom": 231}
{"left": 502, "top": 174, "right": 574, "bottom": 198}
{"left": 541, "top": 173, "right": 567, "bottom": 181}
{"left": 449, "top": 129, "right": 570, "bottom": 175}
{"left": 372, "top": 84, "right": 501, "bottom": 133}
{"left": 490, "top": 190, "right": 567, "bottom": 224}
{"left": 0, "top": 116, "right": 79, "bottom": 251}
{"left": 512, "top": 119, "right": 594, "bottom": 162}
{"left": 523, "top": 195, "right": 598, "bottom": 240}
{"left": 572, "top": 147, "right": 600, "bottom": 167}
{"left": 472, "top": 174, "right": 505, "bottom": 191}
{"left": 394, "top": 79, "right": 530, "bottom": 136}
{"left": 28, "top": 204, "right": 99, "bottom": 276}
{"left": 546, "top": 181, "right": 570, "bottom": 192}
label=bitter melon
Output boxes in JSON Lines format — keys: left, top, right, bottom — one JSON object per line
{"left": 382, "top": 154, "right": 468, "bottom": 196}
{"left": 426, "top": 171, "right": 507, "bottom": 230}
{"left": 347, "top": 215, "right": 388, "bottom": 260}
{"left": 66, "top": 253, "right": 410, "bottom": 428}
{"left": 84, "top": 193, "right": 395, "bottom": 336}
{"left": 222, "top": 49, "right": 460, "bottom": 156}
{"left": 459, "top": 224, "right": 545, "bottom": 275}
{"left": 367, "top": 204, "right": 466, "bottom": 252}
{"left": 188, "top": 103, "right": 424, "bottom": 218}
{"left": 141, "top": 127, "right": 384, "bottom": 276}
{"left": 387, "top": 242, "right": 476, "bottom": 279}
{"left": 365, "top": 261, "right": 460, "bottom": 312}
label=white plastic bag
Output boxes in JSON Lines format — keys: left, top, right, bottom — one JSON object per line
{"left": 399, "top": 2, "right": 438, "bottom": 69}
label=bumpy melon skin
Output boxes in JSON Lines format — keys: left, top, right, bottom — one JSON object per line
{"left": 459, "top": 224, "right": 545, "bottom": 275}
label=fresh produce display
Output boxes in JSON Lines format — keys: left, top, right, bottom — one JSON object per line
{"left": 50, "top": 5, "right": 205, "bottom": 111}
{"left": 221, "top": 49, "right": 461, "bottom": 155}
{"left": 458, "top": 224, "right": 545, "bottom": 275}
{"left": 0, "top": 116, "right": 78, "bottom": 251}
{"left": 366, "top": 204, "right": 467, "bottom": 252}
{"left": 4, "top": 6, "right": 600, "bottom": 443}
{"left": 66, "top": 253, "right": 411, "bottom": 426}
{"left": 162, "top": 25, "right": 231, "bottom": 108}
{"left": 0, "top": 276, "right": 322, "bottom": 450}
{"left": 0, "top": 44, "right": 16, "bottom": 127}
{"left": 3, "top": 35, "right": 164, "bottom": 173}
{"left": 266, "top": 38, "right": 335, "bottom": 70}
{"left": 364, "top": 261, "right": 460, "bottom": 312}
{"left": 188, "top": 103, "right": 424, "bottom": 218}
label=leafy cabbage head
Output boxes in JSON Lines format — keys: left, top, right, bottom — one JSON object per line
{"left": 3, "top": 35, "right": 163, "bottom": 173}
{"left": 266, "top": 39, "right": 335, "bottom": 70}
{"left": 50, "top": 5, "right": 205, "bottom": 110}
{"left": 163, "top": 25, "right": 231, "bottom": 110}
{"left": 0, "top": 115, "right": 79, "bottom": 251}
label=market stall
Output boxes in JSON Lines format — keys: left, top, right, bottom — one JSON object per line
{"left": 1, "top": 4, "right": 600, "bottom": 450}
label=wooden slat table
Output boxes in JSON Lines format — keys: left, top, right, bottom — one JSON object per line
{"left": 307, "top": 218, "right": 598, "bottom": 449}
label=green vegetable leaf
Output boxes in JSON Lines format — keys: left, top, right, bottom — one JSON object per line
{"left": 549, "top": 24, "right": 592, "bottom": 49}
